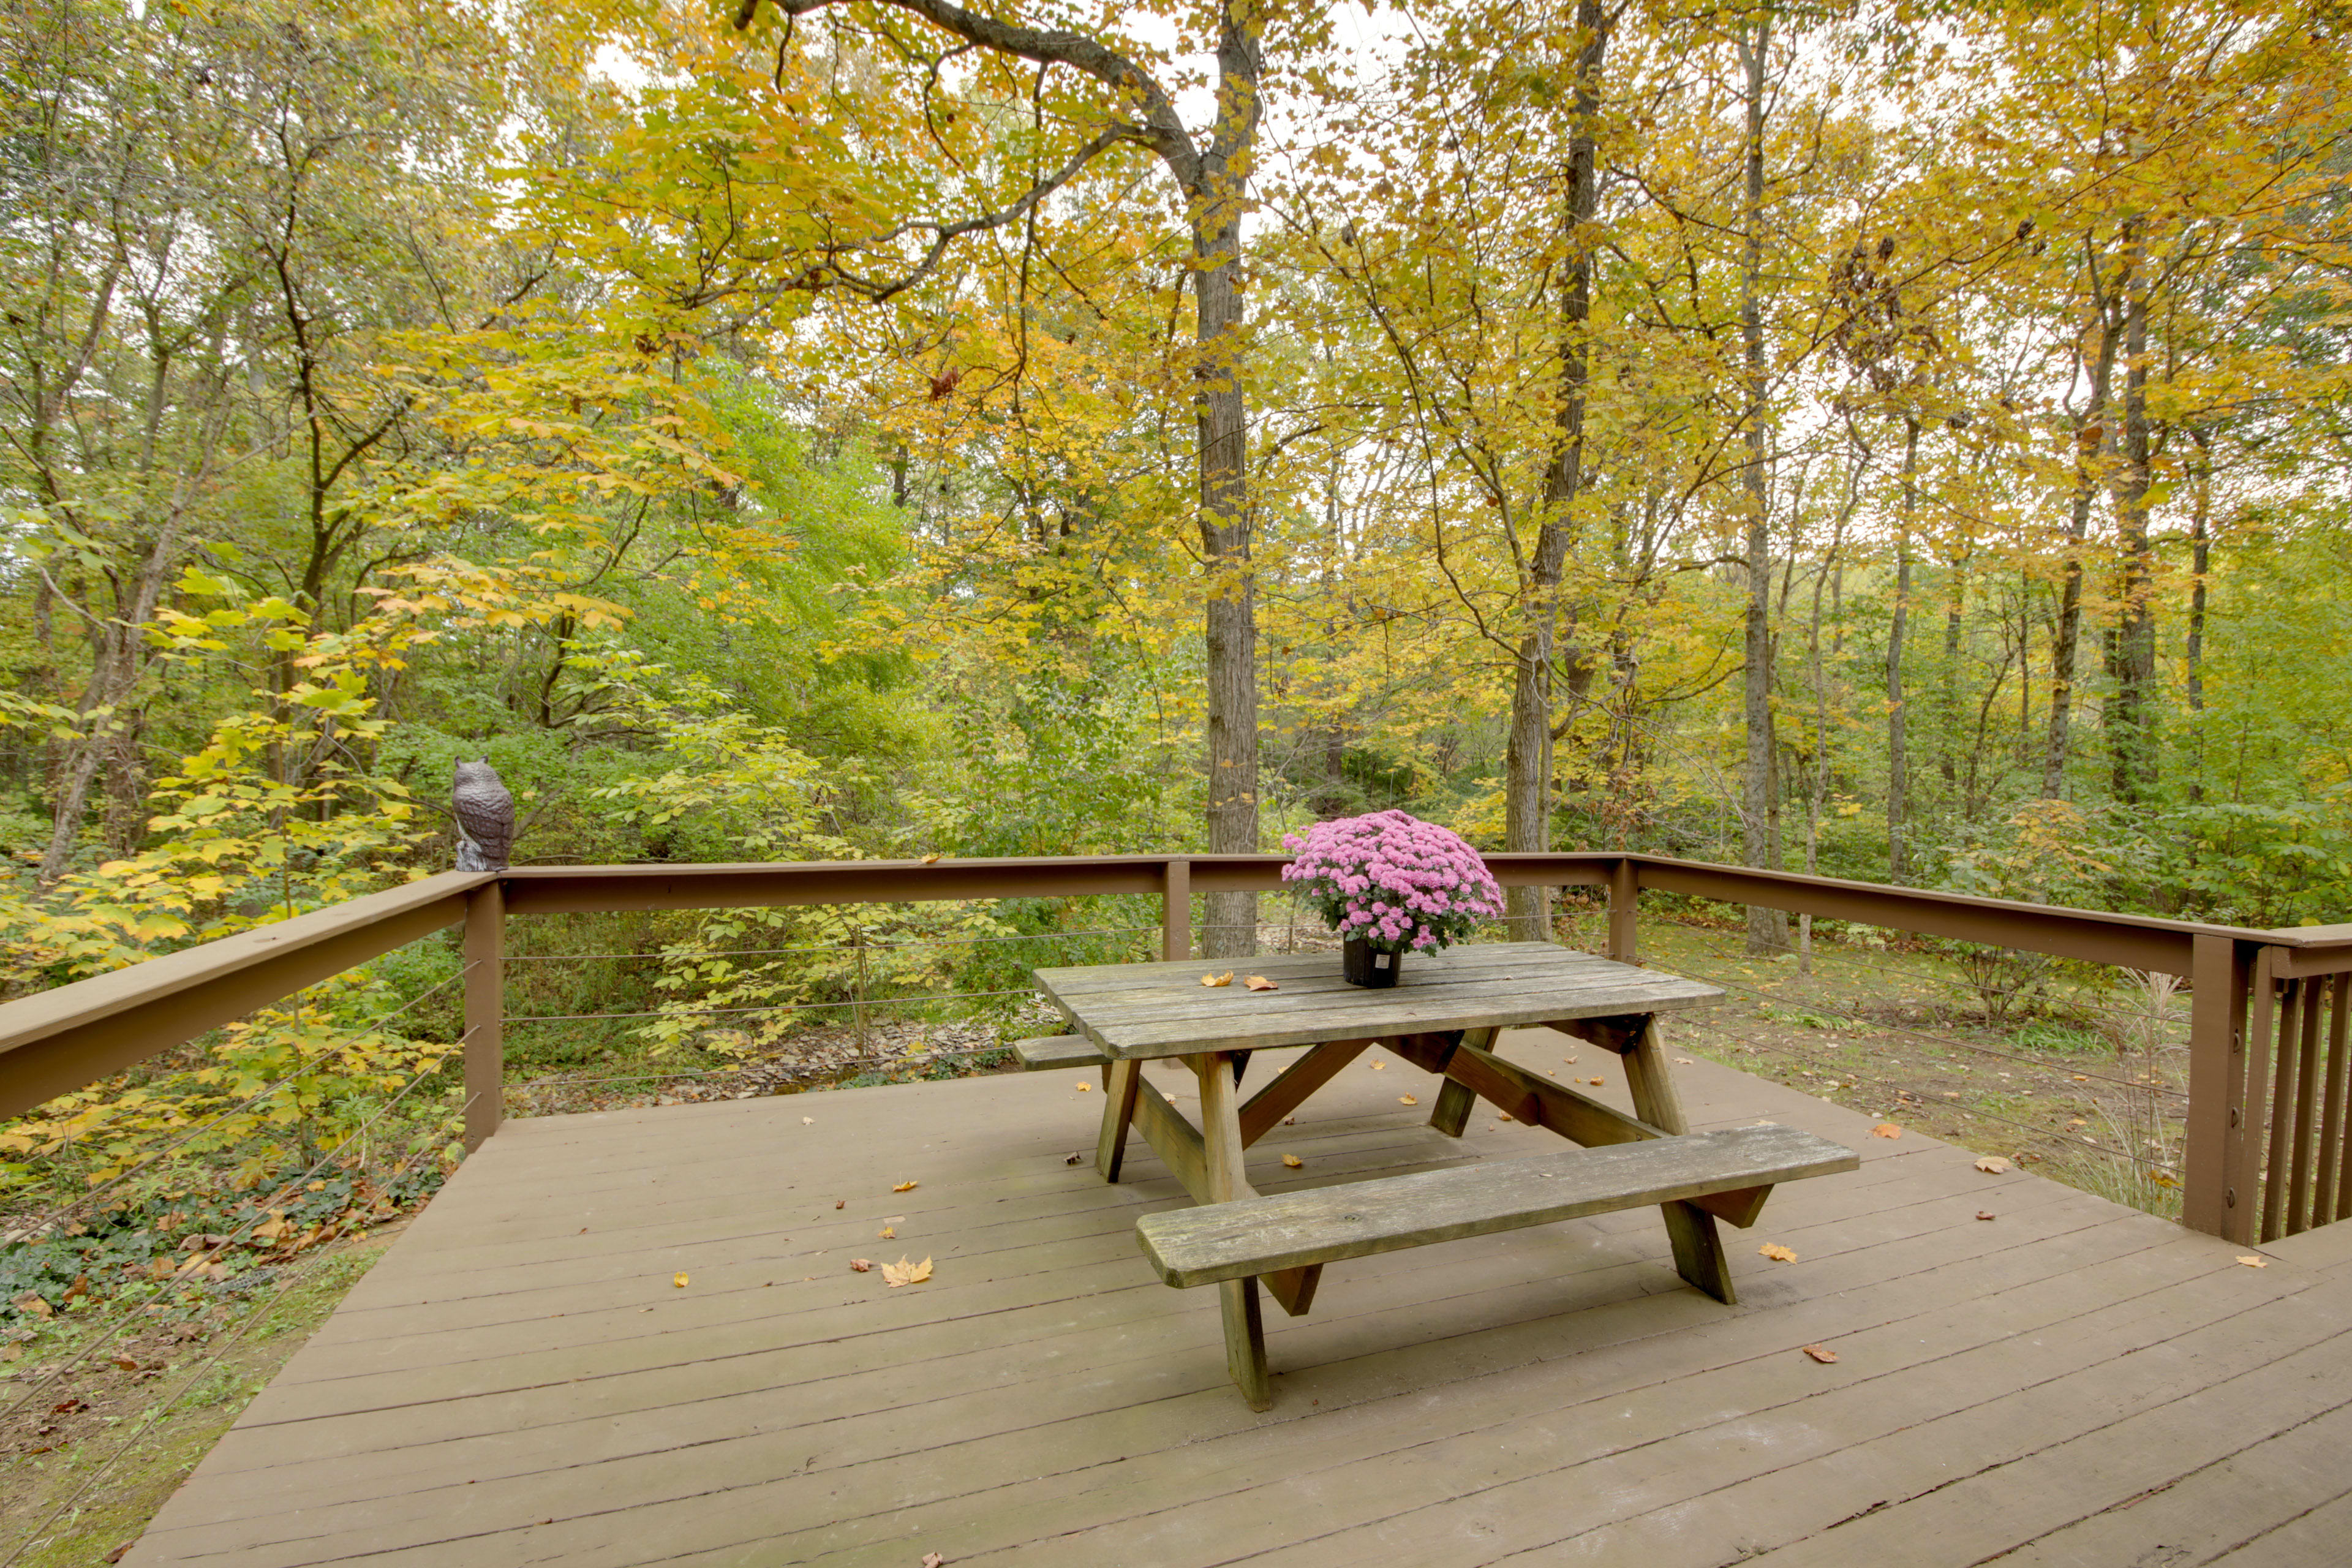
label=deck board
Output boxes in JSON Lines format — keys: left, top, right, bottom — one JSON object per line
{"left": 123, "top": 1030, "right": 2352, "bottom": 1566}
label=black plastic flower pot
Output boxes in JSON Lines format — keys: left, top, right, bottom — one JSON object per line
{"left": 1342, "top": 937, "right": 1403, "bottom": 988}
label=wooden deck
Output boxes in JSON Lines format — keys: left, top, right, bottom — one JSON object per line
{"left": 125, "top": 1031, "right": 2352, "bottom": 1567}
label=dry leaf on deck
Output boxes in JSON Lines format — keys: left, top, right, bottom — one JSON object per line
{"left": 1801, "top": 1344, "right": 1838, "bottom": 1364}
{"left": 1675, "top": 1057, "right": 1695, "bottom": 1065}
{"left": 1075, "top": 1081, "right": 1090, "bottom": 1091}
{"left": 1370, "top": 1061, "right": 1384, "bottom": 1069}
{"left": 850, "top": 1259, "right": 872, "bottom": 1272}
{"left": 802, "top": 1117, "right": 814, "bottom": 1125}
{"left": 1282, "top": 1155, "right": 1303, "bottom": 1169}
{"left": 2236, "top": 1255, "right": 2269, "bottom": 1268}
{"left": 1243, "top": 975, "right": 1279, "bottom": 992}
{"left": 834, "top": 1199, "right": 845, "bottom": 1208}
{"left": 1064, "top": 1153, "right": 1081, "bottom": 1166}
{"left": 1871, "top": 1123, "right": 1904, "bottom": 1139}
{"left": 894, "top": 1181, "right": 918, "bottom": 1193}
{"left": 1200, "top": 971, "right": 1233, "bottom": 987}
{"left": 881, "top": 1256, "right": 933, "bottom": 1287}
{"left": 1498, "top": 1111, "right": 1514, "bottom": 1122}
{"left": 1977, "top": 1211, "right": 1996, "bottom": 1221}
{"left": 1398, "top": 1095, "right": 1419, "bottom": 1106}
{"left": 1589, "top": 1077, "right": 1604, "bottom": 1087}
{"left": 880, "top": 1226, "right": 895, "bottom": 1240}
{"left": 673, "top": 1273, "right": 689, "bottom": 1289}
{"left": 1283, "top": 1116, "right": 1297, "bottom": 1125}
{"left": 1973, "top": 1156, "right": 2011, "bottom": 1174}
{"left": 922, "top": 1554, "right": 946, "bottom": 1567}
{"left": 1758, "top": 1243, "right": 1798, "bottom": 1263}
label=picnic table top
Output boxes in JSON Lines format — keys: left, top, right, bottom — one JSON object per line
{"left": 1033, "top": 941, "right": 1722, "bottom": 1060}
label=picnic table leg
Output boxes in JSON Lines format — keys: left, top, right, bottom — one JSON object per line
{"left": 1096, "top": 1057, "right": 1141, "bottom": 1182}
{"left": 1622, "top": 1016, "right": 1736, "bottom": 1305}
{"left": 1427, "top": 1026, "right": 1497, "bottom": 1137}
{"left": 1196, "top": 1051, "right": 1277, "bottom": 1409}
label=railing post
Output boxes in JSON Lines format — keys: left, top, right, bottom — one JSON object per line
{"left": 1164, "top": 859, "right": 1192, "bottom": 963}
{"left": 462, "top": 880, "right": 505, "bottom": 1152}
{"left": 2184, "top": 933, "right": 2251, "bottom": 1238}
{"left": 1607, "top": 858, "right": 1639, "bottom": 965}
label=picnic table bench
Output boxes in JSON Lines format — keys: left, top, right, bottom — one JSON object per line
{"left": 1029, "top": 942, "right": 1858, "bottom": 1409}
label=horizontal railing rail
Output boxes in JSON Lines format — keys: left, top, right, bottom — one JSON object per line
{"left": 4, "top": 850, "right": 2348, "bottom": 1245}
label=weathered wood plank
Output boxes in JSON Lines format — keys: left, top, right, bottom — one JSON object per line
{"left": 1136, "top": 1125, "right": 1858, "bottom": 1287}
{"left": 1014, "top": 1034, "right": 1109, "bottom": 1071}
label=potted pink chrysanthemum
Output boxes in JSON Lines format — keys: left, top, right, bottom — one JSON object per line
{"left": 1280, "top": 810, "right": 1506, "bottom": 987}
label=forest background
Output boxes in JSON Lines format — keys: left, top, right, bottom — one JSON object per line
{"left": 1, "top": 0, "right": 2350, "bottom": 1267}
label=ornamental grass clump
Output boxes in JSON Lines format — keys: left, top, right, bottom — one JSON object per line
{"left": 1280, "top": 810, "right": 1505, "bottom": 952}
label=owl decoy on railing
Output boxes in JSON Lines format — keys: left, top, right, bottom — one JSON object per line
{"left": 453, "top": 758, "right": 515, "bottom": 872}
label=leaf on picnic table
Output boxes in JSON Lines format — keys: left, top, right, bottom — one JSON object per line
{"left": 850, "top": 1259, "right": 872, "bottom": 1272}
{"left": 1758, "top": 1243, "right": 1798, "bottom": 1263}
{"left": 1871, "top": 1122, "right": 1904, "bottom": 1139}
{"left": 881, "top": 1256, "right": 933, "bottom": 1287}
{"left": 1801, "top": 1344, "right": 1838, "bottom": 1364}
{"left": 2236, "top": 1255, "right": 2269, "bottom": 1268}
{"left": 1399, "top": 1095, "right": 1419, "bottom": 1106}
{"left": 1498, "top": 1110, "right": 1514, "bottom": 1121}
{"left": 893, "top": 1180, "right": 918, "bottom": 1193}
{"left": 1076, "top": 1081, "right": 1090, "bottom": 1091}
{"left": 1282, "top": 1155, "right": 1303, "bottom": 1168}
{"left": 1973, "top": 1155, "right": 2011, "bottom": 1174}
{"left": 1243, "top": 974, "right": 1278, "bottom": 992}
{"left": 1588, "top": 1077, "right": 1604, "bottom": 1087}
{"left": 1200, "top": 971, "right": 1233, "bottom": 987}
{"left": 1370, "top": 1060, "right": 1384, "bottom": 1069}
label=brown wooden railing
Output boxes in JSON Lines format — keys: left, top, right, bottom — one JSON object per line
{"left": 4, "top": 850, "right": 2350, "bottom": 1246}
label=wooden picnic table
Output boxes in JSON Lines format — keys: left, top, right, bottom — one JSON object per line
{"left": 1030, "top": 941, "right": 1858, "bottom": 1408}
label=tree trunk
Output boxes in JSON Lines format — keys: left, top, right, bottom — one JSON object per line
{"left": 2185, "top": 426, "right": 2211, "bottom": 805}
{"left": 2106, "top": 220, "right": 2158, "bottom": 808}
{"left": 1195, "top": 0, "right": 1264, "bottom": 960}
{"left": 1737, "top": 14, "right": 1785, "bottom": 952}
{"left": 1886, "top": 417, "right": 1918, "bottom": 883}
{"left": 2043, "top": 293, "right": 2115, "bottom": 799}
{"left": 1503, "top": 0, "right": 1610, "bottom": 944}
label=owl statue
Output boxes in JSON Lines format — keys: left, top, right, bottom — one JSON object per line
{"left": 453, "top": 759, "right": 515, "bottom": 872}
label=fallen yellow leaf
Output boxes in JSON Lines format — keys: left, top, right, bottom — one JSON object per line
{"left": 673, "top": 1273, "right": 689, "bottom": 1289}
{"left": 1370, "top": 1060, "right": 1384, "bottom": 1070}
{"left": 921, "top": 853, "right": 941, "bottom": 864}
{"left": 1801, "top": 1343, "right": 1838, "bottom": 1363}
{"left": 1282, "top": 1155, "right": 1303, "bottom": 1168}
{"left": 1076, "top": 1080, "right": 1090, "bottom": 1091}
{"left": 1759, "top": 1243, "right": 1798, "bottom": 1263}
{"left": 1589, "top": 1077, "right": 1604, "bottom": 1087}
{"left": 1974, "top": 1155, "right": 2012, "bottom": 1174}
{"left": 880, "top": 1226, "right": 895, "bottom": 1239}
{"left": 801, "top": 1116, "right": 815, "bottom": 1125}
{"left": 2236, "top": 1255, "right": 2269, "bottom": 1268}
{"left": 1200, "top": 971, "right": 1233, "bottom": 987}
{"left": 1498, "top": 1111, "right": 1514, "bottom": 1121}
{"left": 881, "top": 1255, "right": 933, "bottom": 1287}
{"left": 1871, "top": 1122, "right": 1904, "bottom": 1139}
{"left": 1398, "top": 1095, "right": 1419, "bottom": 1106}
{"left": 1243, "top": 974, "right": 1279, "bottom": 992}
{"left": 893, "top": 1181, "right": 918, "bottom": 1193}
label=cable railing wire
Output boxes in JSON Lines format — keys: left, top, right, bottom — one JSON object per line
{"left": 4, "top": 965, "right": 475, "bottom": 1243}
{"left": 0, "top": 1041, "right": 465, "bottom": 1432}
